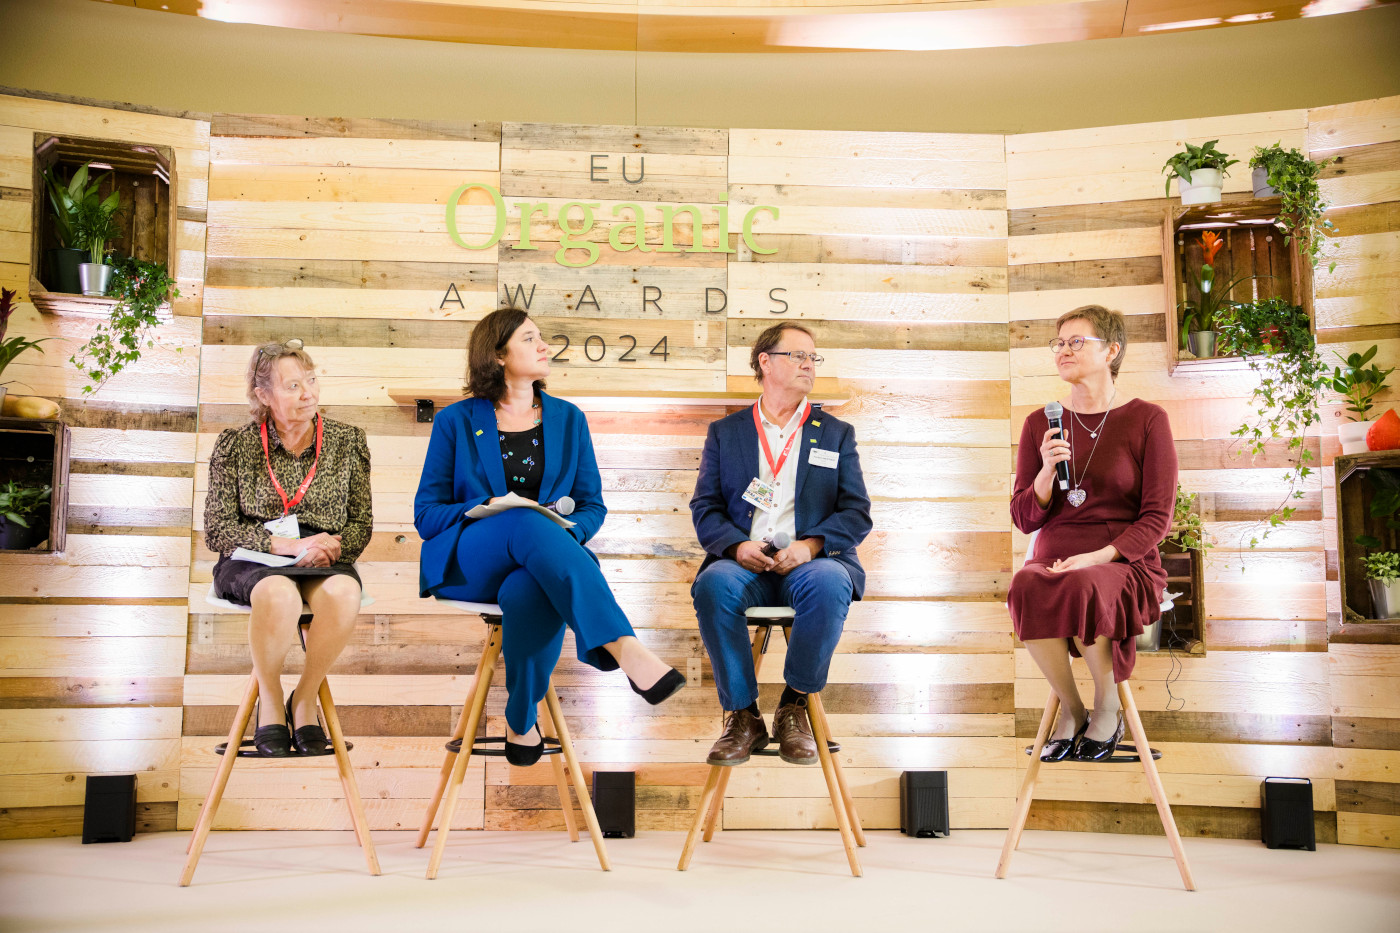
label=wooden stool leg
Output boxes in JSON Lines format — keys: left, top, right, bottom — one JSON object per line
{"left": 678, "top": 766, "right": 723, "bottom": 870}
{"left": 1120, "top": 683, "right": 1196, "bottom": 891}
{"left": 416, "top": 625, "right": 501, "bottom": 849}
{"left": 996, "top": 692, "right": 1059, "bottom": 879}
{"left": 808, "top": 696, "right": 862, "bottom": 877}
{"left": 701, "top": 766, "right": 732, "bottom": 842}
{"left": 319, "top": 680, "right": 380, "bottom": 875}
{"left": 545, "top": 685, "right": 610, "bottom": 871}
{"left": 808, "top": 693, "right": 866, "bottom": 848}
{"left": 537, "top": 697, "right": 579, "bottom": 842}
{"left": 425, "top": 630, "right": 502, "bottom": 880}
{"left": 180, "top": 675, "right": 258, "bottom": 885}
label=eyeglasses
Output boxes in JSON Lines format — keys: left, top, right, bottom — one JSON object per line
{"left": 765, "top": 350, "right": 824, "bottom": 366}
{"left": 257, "top": 338, "right": 304, "bottom": 364}
{"left": 1049, "top": 336, "right": 1108, "bottom": 353}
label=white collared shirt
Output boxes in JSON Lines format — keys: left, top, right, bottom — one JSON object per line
{"left": 748, "top": 394, "right": 807, "bottom": 546}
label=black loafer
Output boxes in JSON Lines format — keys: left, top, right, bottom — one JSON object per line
{"left": 1074, "top": 713, "right": 1126, "bottom": 762}
{"left": 629, "top": 668, "right": 685, "bottom": 706}
{"left": 504, "top": 726, "right": 544, "bottom": 766}
{"left": 1040, "top": 717, "right": 1089, "bottom": 762}
{"left": 251, "top": 700, "right": 294, "bottom": 757}
{"left": 287, "top": 689, "right": 333, "bottom": 756}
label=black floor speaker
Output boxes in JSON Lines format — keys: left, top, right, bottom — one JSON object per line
{"left": 1261, "top": 777, "right": 1315, "bottom": 850}
{"left": 591, "top": 770, "right": 635, "bottom": 838}
{"left": 900, "top": 770, "right": 950, "bottom": 838}
{"left": 82, "top": 774, "right": 136, "bottom": 844}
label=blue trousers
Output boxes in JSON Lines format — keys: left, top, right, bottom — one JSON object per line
{"left": 691, "top": 558, "right": 853, "bottom": 712}
{"left": 434, "top": 509, "right": 634, "bottom": 734}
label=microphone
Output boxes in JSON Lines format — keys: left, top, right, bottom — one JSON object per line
{"left": 1043, "top": 402, "right": 1070, "bottom": 492}
{"left": 544, "top": 496, "right": 575, "bottom": 516}
{"left": 761, "top": 531, "right": 791, "bottom": 557}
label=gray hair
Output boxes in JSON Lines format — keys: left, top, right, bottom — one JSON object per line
{"left": 246, "top": 342, "right": 317, "bottom": 422}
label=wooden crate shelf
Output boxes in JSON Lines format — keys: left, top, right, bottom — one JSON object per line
{"left": 1154, "top": 540, "right": 1206, "bottom": 654}
{"left": 1334, "top": 450, "right": 1400, "bottom": 626}
{"left": 0, "top": 417, "right": 70, "bottom": 555}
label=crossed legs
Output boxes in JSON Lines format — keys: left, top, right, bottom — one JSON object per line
{"left": 1023, "top": 635, "right": 1121, "bottom": 742}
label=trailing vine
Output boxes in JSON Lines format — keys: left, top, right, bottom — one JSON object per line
{"left": 69, "top": 256, "right": 179, "bottom": 396}
{"left": 1249, "top": 144, "right": 1337, "bottom": 272}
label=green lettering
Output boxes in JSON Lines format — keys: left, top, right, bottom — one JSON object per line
{"left": 659, "top": 204, "right": 706, "bottom": 253}
{"left": 556, "top": 202, "right": 601, "bottom": 268}
{"left": 714, "top": 193, "right": 736, "bottom": 254}
{"left": 446, "top": 182, "right": 504, "bottom": 250}
{"left": 608, "top": 203, "right": 651, "bottom": 253}
{"left": 742, "top": 205, "right": 778, "bottom": 255}
{"left": 514, "top": 202, "right": 550, "bottom": 251}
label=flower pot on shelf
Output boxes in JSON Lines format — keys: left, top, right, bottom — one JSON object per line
{"left": 1339, "top": 419, "right": 1375, "bottom": 455}
{"left": 77, "top": 263, "right": 112, "bottom": 297}
{"left": 1177, "top": 169, "right": 1223, "bottom": 205}
{"left": 1371, "top": 578, "right": 1400, "bottom": 620}
{"left": 1187, "top": 331, "right": 1217, "bottom": 359}
{"left": 46, "top": 248, "right": 86, "bottom": 293}
{"left": 0, "top": 517, "right": 45, "bottom": 551}
{"left": 1252, "top": 166, "right": 1277, "bottom": 198}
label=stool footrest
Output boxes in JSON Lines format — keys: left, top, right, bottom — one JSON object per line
{"left": 446, "top": 735, "right": 563, "bottom": 758}
{"left": 216, "top": 738, "right": 349, "bottom": 758}
{"left": 752, "top": 741, "right": 840, "bottom": 756}
{"left": 1022, "top": 742, "right": 1161, "bottom": 762}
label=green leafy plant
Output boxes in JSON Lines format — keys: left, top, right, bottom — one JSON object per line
{"left": 0, "top": 481, "right": 51, "bottom": 529}
{"left": 1364, "top": 551, "right": 1400, "bottom": 586}
{"left": 1329, "top": 345, "right": 1394, "bottom": 422}
{"left": 1163, "top": 140, "right": 1238, "bottom": 196}
{"left": 1165, "top": 484, "right": 1214, "bottom": 554}
{"left": 0, "top": 287, "right": 49, "bottom": 385}
{"left": 1177, "top": 230, "right": 1253, "bottom": 351}
{"left": 1216, "top": 298, "right": 1328, "bottom": 546}
{"left": 1250, "top": 143, "right": 1337, "bottom": 272}
{"left": 42, "top": 162, "right": 111, "bottom": 251}
{"left": 1354, "top": 469, "right": 1400, "bottom": 549}
{"left": 69, "top": 257, "right": 179, "bottom": 396}
{"left": 71, "top": 186, "right": 125, "bottom": 265}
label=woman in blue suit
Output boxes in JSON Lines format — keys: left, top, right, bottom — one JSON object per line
{"left": 415, "top": 308, "right": 685, "bottom": 764}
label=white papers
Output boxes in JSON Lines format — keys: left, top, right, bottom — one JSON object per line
{"left": 466, "top": 491, "right": 576, "bottom": 528}
{"left": 231, "top": 547, "right": 306, "bottom": 567}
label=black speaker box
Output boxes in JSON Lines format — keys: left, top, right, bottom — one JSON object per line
{"left": 1261, "top": 777, "right": 1315, "bottom": 850}
{"left": 82, "top": 774, "right": 136, "bottom": 844}
{"left": 900, "top": 770, "right": 950, "bottom": 838}
{"left": 591, "top": 770, "right": 635, "bottom": 838}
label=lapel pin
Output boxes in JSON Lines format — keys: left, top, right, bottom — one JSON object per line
{"left": 812, "top": 420, "right": 821, "bottom": 426}
{"left": 475, "top": 429, "right": 483, "bottom": 436}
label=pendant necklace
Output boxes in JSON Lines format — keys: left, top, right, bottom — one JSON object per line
{"left": 1065, "top": 392, "right": 1115, "bottom": 507}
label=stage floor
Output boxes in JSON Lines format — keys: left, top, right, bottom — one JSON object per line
{"left": 2, "top": 829, "right": 1397, "bottom": 932}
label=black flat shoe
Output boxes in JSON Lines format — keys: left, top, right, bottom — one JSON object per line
{"left": 252, "top": 701, "right": 294, "bottom": 758}
{"left": 628, "top": 668, "right": 685, "bottom": 705}
{"left": 504, "top": 726, "right": 544, "bottom": 766}
{"left": 287, "top": 689, "right": 333, "bottom": 756}
{"left": 1040, "top": 717, "right": 1089, "bottom": 762}
{"left": 1074, "top": 713, "right": 1126, "bottom": 762}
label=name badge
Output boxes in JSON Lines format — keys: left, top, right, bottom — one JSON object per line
{"left": 264, "top": 514, "right": 301, "bottom": 539}
{"left": 809, "top": 448, "right": 839, "bottom": 469}
{"left": 742, "top": 477, "right": 778, "bottom": 512}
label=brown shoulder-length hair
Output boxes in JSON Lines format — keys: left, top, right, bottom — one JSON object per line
{"left": 467, "top": 307, "right": 547, "bottom": 402}
{"left": 246, "top": 342, "right": 317, "bottom": 423}
{"left": 749, "top": 321, "right": 815, "bottom": 383}
{"left": 1056, "top": 305, "right": 1127, "bottom": 380}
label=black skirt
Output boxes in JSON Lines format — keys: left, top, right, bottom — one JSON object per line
{"left": 212, "top": 554, "right": 362, "bottom": 607}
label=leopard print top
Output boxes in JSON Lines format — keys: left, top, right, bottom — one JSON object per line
{"left": 204, "top": 414, "right": 372, "bottom": 561}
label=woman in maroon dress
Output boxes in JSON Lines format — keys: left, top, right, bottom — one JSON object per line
{"left": 1009, "top": 305, "right": 1177, "bottom": 762}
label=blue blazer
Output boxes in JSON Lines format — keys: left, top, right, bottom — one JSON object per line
{"left": 690, "top": 404, "right": 873, "bottom": 599}
{"left": 414, "top": 393, "right": 605, "bottom": 595}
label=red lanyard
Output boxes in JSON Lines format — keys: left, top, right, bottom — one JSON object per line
{"left": 753, "top": 400, "right": 810, "bottom": 479}
{"left": 260, "top": 416, "right": 323, "bottom": 516}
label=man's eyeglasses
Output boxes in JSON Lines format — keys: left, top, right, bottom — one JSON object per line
{"left": 1049, "top": 336, "right": 1108, "bottom": 353}
{"left": 257, "top": 338, "right": 304, "bottom": 364}
{"left": 765, "top": 350, "right": 824, "bottom": 366}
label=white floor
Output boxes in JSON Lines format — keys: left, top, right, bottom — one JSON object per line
{"left": 2, "top": 829, "right": 1398, "bottom": 933}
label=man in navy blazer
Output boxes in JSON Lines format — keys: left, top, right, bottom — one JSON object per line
{"left": 690, "top": 322, "right": 872, "bottom": 766}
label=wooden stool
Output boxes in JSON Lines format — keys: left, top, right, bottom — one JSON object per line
{"left": 416, "top": 599, "right": 610, "bottom": 879}
{"left": 678, "top": 607, "right": 866, "bottom": 877}
{"left": 180, "top": 586, "right": 380, "bottom": 886}
{"left": 996, "top": 683, "right": 1196, "bottom": 891}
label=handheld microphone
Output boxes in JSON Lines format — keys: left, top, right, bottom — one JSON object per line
{"left": 761, "top": 531, "right": 791, "bottom": 557}
{"left": 544, "top": 496, "right": 575, "bottom": 516}
{"left": 1043, "top": 402, "right": 1070, "bottom": 492}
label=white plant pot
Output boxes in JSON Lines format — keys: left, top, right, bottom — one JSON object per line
{"left": 1177, "top": 169, "right": 1223, "bottom": 205}
{"left": 1339, "top": 419, "right": 1374, "bottom": 455}
{"left": 1370, "top": 578, "right": 1400, "bottom": 620}
{"left": 1252, "top": 166, "right": 1277, "bottom": 198}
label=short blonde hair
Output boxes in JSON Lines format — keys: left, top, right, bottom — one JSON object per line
{"left": 1056, "top": 305, "right": 1127, "bottom": 380}
{"left": 246, "top": 342, "right": 317, "bottom": 422}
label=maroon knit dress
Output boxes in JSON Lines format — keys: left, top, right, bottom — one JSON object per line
{"left": 1008, "top": 399, "right": 1178, "bottom": 682}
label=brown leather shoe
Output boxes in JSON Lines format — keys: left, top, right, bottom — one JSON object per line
{"left": 773, "top": 699, "right": 819, "bottom": 765}
{"left": 706, "top": 708, "right": 769, "bottom": 766}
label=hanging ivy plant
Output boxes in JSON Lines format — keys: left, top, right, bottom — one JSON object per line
{"left": 69, "top": 256, "right": 179, "bottom": 396}
{"left": 1215, "top": 297, "right": 1328, "bottom": 547}
{"left": 1249, "top": 144, "right": 1337, "bottom": 272}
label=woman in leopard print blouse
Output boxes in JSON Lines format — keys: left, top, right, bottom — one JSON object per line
{"left": 205, "top": 341, "right": 372, "bottom": 757}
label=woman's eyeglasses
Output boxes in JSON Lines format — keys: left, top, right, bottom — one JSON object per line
{"left": 257, "top": 338, "right": 304, "bottom": 364}
{"left": 1049, "top": 336, "right": 1107, "bottom": 353}
{"left": 765, "top": 350, "right": 824, "bottom": 366}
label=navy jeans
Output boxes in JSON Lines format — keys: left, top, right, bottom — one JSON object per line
{"left": 691, "top": 558, "right": 853, "bottom": 712}
{"left": 434, "top": 509, "right": 633, "bottom": 734}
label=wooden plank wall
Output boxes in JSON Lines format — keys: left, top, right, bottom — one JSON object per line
{"left": 0, "top": 93, "right": 209, "bottom": 839}
{"left": 1, "top": 88, "right": 1397, "bottom": 848}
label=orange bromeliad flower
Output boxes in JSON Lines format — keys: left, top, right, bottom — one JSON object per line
{"left": 1201, "top": 230, "right": 1224, "bottom": 266}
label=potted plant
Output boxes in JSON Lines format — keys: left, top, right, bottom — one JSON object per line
{"left": 1331, "top": 345, "right": 1394, "bottom": 454}
{"left": 1216, "top": 298, "right": 1328, "bottom": 546}
{"left": 1166, "top": 484, "right": 1215, "bottom": 555}
{"left": 1163, "top": 140, "right": 1238, "bottom": 206}
{"left": 1178, "top": 230, "right": 1250, "bottom": 358}
{"left": 0, "top": 481, "right": 52, "bottom": 551}
{"left": 0, "top": 287, "right": 49, "bottom": 411}
{"left": 1365, "top": 551, "right": 1400, "bottom": 620}
{"left": 71, "top": 181, "right": 125, "bottom": 297}
{"left": 69, "top": 256, "right": 179, "bottom": 396}
{"left": 1249, "top": 144, "right": 1337, "bottom": 272}
{"left": 41, "top": 162, "right": 110, "bottom": 294}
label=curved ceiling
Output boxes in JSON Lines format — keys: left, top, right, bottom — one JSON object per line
{"left": 95, "top": 0, "right": 1396, "bottom": 52}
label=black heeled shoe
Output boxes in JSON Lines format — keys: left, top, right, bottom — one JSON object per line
{"left": 628, "top": 668, "right": 686, "bottom": 705}
{"left": 504, "top": 726, "right": 544, "bottom": 766}
{"left": 1074, "top": 713, "right": 1126, "bottom": 762}
{"left": 1039, "top": 716, "right": 1089, "bottom": 762}
{"left": 286, "top": 689, "right": 333, "bottom": 756}
{"left": 252, "top": 701, "right": 293, "bottom": 758}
